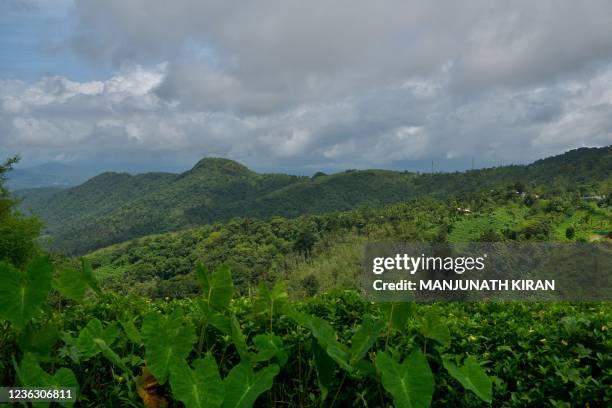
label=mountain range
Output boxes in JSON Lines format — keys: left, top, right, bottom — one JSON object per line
{"left": 16, "top": 146, "right": 612, "bottom": 255}
{"left": 6, "top": 162, "right": 98, "bottom": 190}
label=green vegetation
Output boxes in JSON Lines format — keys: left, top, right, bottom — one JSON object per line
{"left": 0, "top": 259, "right": 609, "bottom": 407}
{"left": 0, "top": 156, "right": 42, "bottom": 268}
{"left": 1, "top": 147, "right": 611, "bottom": 407}
{"left": 84, "top": 188, "right": 610, "bottom": 299}
{"left": 17, "top": 146, "right": 612, "bottom": 255}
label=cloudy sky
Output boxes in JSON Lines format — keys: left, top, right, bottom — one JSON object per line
{"left": 1, "top": 0, "right": 611, "bottom": 174}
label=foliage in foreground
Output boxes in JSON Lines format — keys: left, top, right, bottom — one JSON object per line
{"left": 1, "top": 259, "right": 610, "bottom": 407}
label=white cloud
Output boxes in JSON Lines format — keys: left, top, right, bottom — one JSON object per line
{"left": 2, "top": 1, "right": 612, "bottom": 171}
{"left": 2, "top": 62, "right": 612, "bottom": 171}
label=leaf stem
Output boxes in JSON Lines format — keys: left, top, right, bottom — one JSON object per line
{"left": 197, "top": 319, "right": 208, "bottom": 357}
{"left": 329, "top": 371, "right": 347, "bottom": 408}
{"left": 384, "top": 304, "right": 394, "bottom": 351}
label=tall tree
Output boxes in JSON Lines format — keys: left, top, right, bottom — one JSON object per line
{"left": 0, "top": 156, "right": 42, "bottom": 267}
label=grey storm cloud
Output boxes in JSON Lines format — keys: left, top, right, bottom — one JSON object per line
{"left": 2, "top": 0, "right": 612, "bottom": 172}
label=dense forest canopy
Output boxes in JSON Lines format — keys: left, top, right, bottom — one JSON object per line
{"left": 86, "top": 184, "right": 611, "bottom": 299}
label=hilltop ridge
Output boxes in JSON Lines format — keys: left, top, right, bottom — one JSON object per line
{"left": 189, "top": 157, "right": 253, "bottom": 174}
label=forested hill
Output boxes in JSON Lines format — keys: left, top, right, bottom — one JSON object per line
{"left": 16, "top": 146, "right": 612, "bottom": 255}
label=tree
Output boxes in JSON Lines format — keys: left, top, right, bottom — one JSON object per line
{"left": 0, "top": 156, "right": 42, "bottom": 267}
{"left": 293, "top": 228, "right": 316, "bottom": 256}
{"left": 513, "top": 182, "right": 525, "bottom": 193}
{"left": 0, "top": 156, "right": 19, "bottom": 218}
{"left": 311, "top": 171, "right": 327, "bottom": 179}
{"left": 479, "top": 229, "right": 503, "bottom": 242}
{"left": 599, "top": 192, "right": 612, "bottom": 208}
{"left": 300, "top": 274, "right": 320, "bottom": 296}
{"left": 565, "top": 227, "right": 576, "bottom": 240}
{"left": 519, "top": 218, "right": 551, "bottom": 241}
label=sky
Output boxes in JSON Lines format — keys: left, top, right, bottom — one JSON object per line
{"left": 1, "top": 0, "right": 611, "bottom": 175}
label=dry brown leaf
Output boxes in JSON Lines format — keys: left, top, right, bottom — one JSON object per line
{"left": 136, "top": 366, "right": 168, "bottom": 408}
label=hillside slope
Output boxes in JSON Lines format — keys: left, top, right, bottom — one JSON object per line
{"left": 86, "top": 189, "right": 611, "bottom": 298}
{"left": 18, "top": 146, "right": 612, "bottom": 254}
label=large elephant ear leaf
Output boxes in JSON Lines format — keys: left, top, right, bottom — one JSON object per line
{"left": 289, "top": 311, "right": 351, "bottom": 372}
{"left": 419, "top": 310, "right": 451, "bottom": 348}
{"left": 376, "top": 350, "right": 434, "bottom": 408}
{"left": 53, "top": 268, "right": 88, "bottom": 302}
{"left": 15, "top": 352, "right": 51, "bottom": 387}
{"left": 18, "top": 322, "right": 61, "bottom": 356}
{"left": 312, "top": 341, "right": 335, "bottom": 403}
{"left": 76, "top": 318, "right": 120, "bottom": 360}
{"left": 252, "top": 334, "right": 288, "bottom": 366}
{"left": 16, "top": 353, "right": 78, "bottom": 408}
{"left": 380, "top": 302, "right": 412, "bottom": 331}
{"left": 47, "top": 368, "right": 79, "bottom": 407}
{"left": 170, "top": 355, "right": 224, "bottom": 408}
{"left": 80, "top": 258, "right": 101, "bottom": 295}
{"left": 230, "top": 315, "right": 250, "bottom": 361}
{"left": 222, "top": 363, "right": 279, "bottom": 408}
{"left": 0, "top": 257, "right": 53, "bottom": 329}
{"left": 443, "top": 356, "right": 493, "bottom": 403}
{"left": 141, "top": 311, "right": 196, "bottom": 384}
{"left": 54, "top": 258, "right": 101, "bottom": 301}
{"left": 253, "top": 281, "right": 289, "bottom": 318}
{"left": 197, "top": 264, "right": 234, "bottom": 311}
{"left": 349, "top": 316, "right": 385, "bottom": 365}
{"left": 120, "top": 319, "right": 143, "bottom": 345}
{"left": 93, "top": 338, "right": 129, "bottom": 372}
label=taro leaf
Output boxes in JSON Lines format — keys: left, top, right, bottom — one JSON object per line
{"left": 349, "top": 316, "right": 385, "bottom": 365}
{"left": 209, "top": 311, "right": 232, "bottom": 334}
{"left": 197, "top": 264, "right": 234, "bottom": 311}
{"left": 76, "top": 318, "right": 120, "bottom": 359}
{"left": 80, "top": 258, "right": 101, "bottom": 295}
{"left": 230, "top": 315, "right": 250, "bottom": 361}
{"left": 141, "top": 311, "right": 196, "bottom": 384}
{"left": 253, "top": 281, "right": 289, "bottom": 319}
{"left": 380, "top": 302, "right": 412, "bottom": 331}
{"left": 93, "top": 338, "right": 129, "bottom": 372}
{"left": 289, "top": 311, "right": 351, "bottom": 372}
{"left": 222, "top": 363, "right": 279, "bottom": 408}
{"left": 170, "top": 355, "right": 224, "bottom": 408}
{"left": 19, "top": 322, "right": 60, "bottom": 356}
{"left": 16, "top": 353, "right": 78, "bottom": 408}
{"left": 252, "top": 334, "right": 288, "bottom": 366}
{"left": 53, "top": 267, "right": 88, "bottom": 302}
{"left": 376, "top": 350, "right": 434, "bottom": 408}
{"left": 312, "top": 341, "right": 335, "bottom": 403}
{"left": 353, "top": 359, "right": 376, "bottom": 377}
{"left": 292, "top": 311, "right": 381, "bottom": 373}
{"left": 0, "top": 257, "right": 53, "bottom": 329}
{"left": 443, "top": 356, "right": 493, "bottom": 403}
{"left": 121, "top": 319, "right": 143, "bottom": 345}
{"left": 197, "top": 300, "right": 232, "bottom": 334}
{"left": 419, "top": 310, "right": 451, "bottom": 348}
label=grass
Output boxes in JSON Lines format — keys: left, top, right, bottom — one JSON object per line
{"left": 448, "top": 205, "right": 527, "bottom": 242}
{"left": 553, "top": 205, "right": 612, "bottom": 241}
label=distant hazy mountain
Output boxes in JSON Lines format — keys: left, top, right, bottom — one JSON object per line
{"left": 16, "top": 146, "right": 611, "bottom": 255}
{"left": 7, "top": 162, "right": 97, "bottom": 190}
